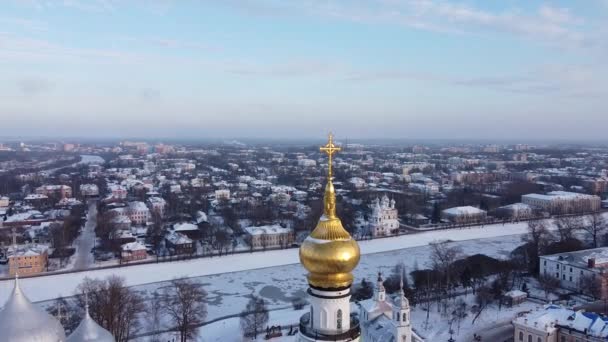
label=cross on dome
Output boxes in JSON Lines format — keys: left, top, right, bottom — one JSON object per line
{"left": 320, "top": 132, "right": 341, "bottom": 179}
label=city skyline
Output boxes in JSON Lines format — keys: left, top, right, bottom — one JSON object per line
{"left": 2, "top": 0, "right": 608, "bottom": 139}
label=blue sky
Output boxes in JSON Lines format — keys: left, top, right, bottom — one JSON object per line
{"left": 1, "top": 0, "right": 607, "bottom": 140}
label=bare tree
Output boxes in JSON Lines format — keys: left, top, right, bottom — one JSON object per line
{"left": 538, "top": 274, "right": 560, "bottom": 300}
{"left": 472, "top": 285, "right": 492, "bottom": 324}
{"left": 429, "top": 240, "right": 462, "bottom": 303}
{"left": 148, "top": 291, "right": 163, "bottom": 342}
{"left": 523, "top": 220, "right": 551, "bottom": 273}
{"left": 162, "top": 278, "right": 208, "bottom": 342}
{"left": 76, "top": 275, "right": 145, "bottom": 342}
{"left": 580, "top": 274, "right": 602, "bottom": 300}
{"left": 553, "top": 216, "right": 582, "bottom": 242}
{"left": 452, "top": 298, "right": 467, "bottom": 334}
{"left": 583, "top": 213, "right": 606, "bottom": 248}
{"left": 240, "top": 295, "right": 269, "bottom": 339}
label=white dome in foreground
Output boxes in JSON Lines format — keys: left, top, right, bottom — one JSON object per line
{"left": 67, "top": 307, "right": 115, "bottom": 342}
{"left": 0, "top": 277, "right": 66, "bottom": 342}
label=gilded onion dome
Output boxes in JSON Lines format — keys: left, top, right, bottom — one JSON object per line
{"left": 299, "top": 134, "right": 360, "bottom": 289}
{"left": 0, "top": 276, "right": 67, "bottom": 342}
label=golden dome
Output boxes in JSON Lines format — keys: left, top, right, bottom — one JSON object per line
{"left": 299, "top": 134, "right": 360, "bottom": 289}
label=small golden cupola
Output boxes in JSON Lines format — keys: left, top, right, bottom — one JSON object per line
{"left": 299, "top": 133, "right": 361, "bottom": 289}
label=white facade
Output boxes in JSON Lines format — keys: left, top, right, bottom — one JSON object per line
{"left": 147, "top": 197, "right": 166, "bottom": 217}
{"left": 80, "top": 184, "right": 99, "bottom": 197}
{"left": 513, "top": 305, "right": 608, "bottom": 342}
{"left": 299, "top": 286, "right": 359, "bottom": 342}
{"left": 539, "top": 247, "right": 608, "bottom": 296}
{"left": 128, "top": 201, "right": 150, "bottom": 225}
{"left": 369, "top": 195, "right": 399, "bottom": 237}
{"left": 359, "top": 274, "right": 423, "bottom": 342}
{"left": 522, "top": 191, "right": 601, "bottom": 215}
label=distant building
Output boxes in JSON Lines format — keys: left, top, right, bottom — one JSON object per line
{"left": 522, "top": 191, "right": 601, "bottom": 215}
{"left": 441, "top": 206, "right": 487, "bottom": 224}
{"left": 0, "top": 196, "right": 9, "bottom": 208}
{"left": 127, "top": 201, "right": 150, "bottom": 225}
{"left": 63, "top": 143, "right": 76, "bottom": 152}
{"left": 35, "top": 185, "right": 72, "bottom": 198}
{"left": 108, "top": 184, "right": 128, "bottom": 199}
{"left": 244, "top": 224, "right": 294, "bottom": 249}
{"left": 494, "top": 203, "right": 534, "bottom": 220}
{"left": 501, "top": 290, "right": 527, "bottom": 307}
{"left": 539, "top": 247, "right": 608, "bottom": 299}
{"left": 513, "top": 305, "right": 608, "bottom": 342}
{"left": 147, "top": 197, "right": 166, "bottom": 217}
{"left": 165, "top": 232, "right": 195, "bottom": 255}
{"left": 8, "top": 244, "right": 49, "bottom": 276}
{"left": 80, "top": 184, "right": 99, "bottom": 197}
{"left": 298, "top": 159, "right": 317, "bottom": 167}
{"left": 368, "top": 195, "right": 399, "bottom": 237}
{"left": 121, "top": 242, "right": 147, "bottom": 262}
{"left": 215, "top": 189, "right": 230, "bottom": 200}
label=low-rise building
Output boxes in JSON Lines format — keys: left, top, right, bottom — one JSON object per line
{"left": 80, "top": 184, "right": 99, "bottom": 197}
{"left": 494, "top": 203, "right": 534, "bottom": 220}
{"left": 522, "top": 191, "right": 601, "bottom": 215}
{"left": 539, "top": 247, "right": 608, "bottom": 299}
{"left": 128, "top": 201, "right": 150, "bottom": 225}
{"left": 36, "top": 185, "right": 72, "bottom": 198}
{"left": 0, "top": 196, "right": 9, "bottom": 208}
{"left": 165, "top": 232, "right": 195, "bottom": 255}
{"left": 147, "top": 197, "right": 166, "bottom": 217}
{"left": 502, "top": 290, "right": 527, "bottom": 307}
{"left": 441, "top": 206, "right": 487, "bottom": 224}
{"left": 108, "top": 184, "right": 128, "bottom": 199}
{"left": 215, "top": 189, "right": 231, "bottom": 200}
{"left": 513, "top": 305, "right": 608, "bottom": 342}
{"left": 121, "top": 241, "right": 147, "bottom": 262}
{"left": 8, "top": 244, "right": 49, "bottom": 276}
{"left": 244, "top": 224, "right": 294, "bottom": 249}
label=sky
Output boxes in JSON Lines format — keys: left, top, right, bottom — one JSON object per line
{"left": 1, "top": 0, "right": 607, "bottom": 141}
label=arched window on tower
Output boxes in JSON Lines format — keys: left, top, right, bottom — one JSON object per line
{"left": 403, "top": 313, "right": 407, "bottom": 322}
{"left": 337, "top": 309, "right": 343, "bottom": 330}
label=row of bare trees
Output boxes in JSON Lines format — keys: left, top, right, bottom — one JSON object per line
{"left": 523, "top": 213, "right": 607, "bottom": 274}
{"left": 49, "top": 276, "right": 207, "bottom": 342}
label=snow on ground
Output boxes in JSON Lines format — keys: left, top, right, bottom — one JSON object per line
{"left": 151, "top": 308, "right": 304, "bottom": 342}
{"left": 411, "top": 296, "right": 541, "bottom": 342}
{"left": 0, "top": 221, "right": 530, "bottom": 305}
{"left": 149, "top": 296, "right": 542, "bottom": 342}
{"left": 11, "top": 231, "right": 526, "bottom": 341}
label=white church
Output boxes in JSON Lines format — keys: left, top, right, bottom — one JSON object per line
{"left": 369, "top": 195, "right": 400, "bottom": 237}
{"left": 359, "top": 273, "right": 424, "bottom": 342}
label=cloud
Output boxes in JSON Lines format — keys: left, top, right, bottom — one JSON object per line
{"left": 0, "top": 17, "right": 48, "bottom": 32}
{"left": 17, "top": 77, "right": 52, "bottom": 95}
{"left": 220, "top": 1, "right": 596, "bottom": 49}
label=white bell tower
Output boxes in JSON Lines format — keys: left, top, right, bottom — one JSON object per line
{"left": 393, "top": 272, "right": 413, "bottom": 342}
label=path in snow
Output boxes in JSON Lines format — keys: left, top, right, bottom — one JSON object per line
{"left": 72, "top": 201, "right": 97, "bottom": 271}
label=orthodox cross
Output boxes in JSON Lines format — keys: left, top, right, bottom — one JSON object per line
{"left": 320, "top": 133, "right": 341, "bottom": 179}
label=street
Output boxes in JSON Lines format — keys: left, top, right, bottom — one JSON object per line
{"left": 72, "top": 200, "right": 97, "bottom": 270}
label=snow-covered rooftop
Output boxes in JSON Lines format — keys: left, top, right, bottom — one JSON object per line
{"left": 442, "top": 206, "right": 486, "bottom": 216}
{"left": 244, "top": 224, "right": 292, "bottom": 235}
{"left": 514, "top": 305, "right": 608, "bottom": 338}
